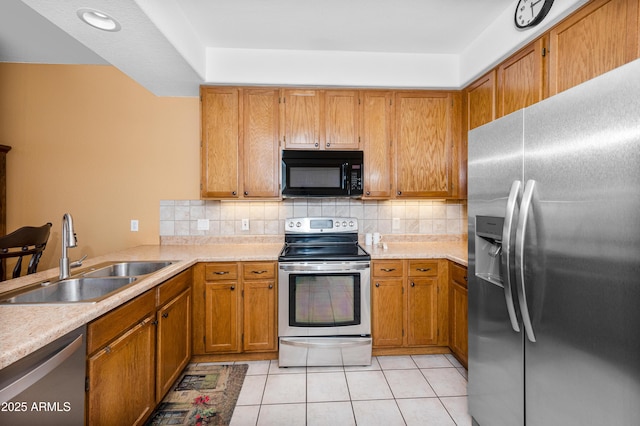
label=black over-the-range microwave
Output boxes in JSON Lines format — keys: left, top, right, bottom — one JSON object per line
{"left": 281, "top": 150, "right": 364, "bottom": 198}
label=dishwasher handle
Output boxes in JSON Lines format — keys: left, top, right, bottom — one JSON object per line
{"left": 0, "top": 333, "right": 83, "bottom": 403}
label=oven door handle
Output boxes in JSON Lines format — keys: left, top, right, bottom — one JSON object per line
{"left": 279, "top": 338, "right": 371, "bottom": 349}
{"left": 279, "top": 262, "right": 370, "bottom": 273}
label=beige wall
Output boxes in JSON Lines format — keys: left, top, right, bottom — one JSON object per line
{"left": 0, "top": 63, "right": 199, "bottom": 271}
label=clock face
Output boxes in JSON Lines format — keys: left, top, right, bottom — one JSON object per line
{"left": 514, "top": 0, "right": 554, "bottom": 29}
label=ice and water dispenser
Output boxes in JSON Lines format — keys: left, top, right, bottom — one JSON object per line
{"left": 475, "top": 216, "right": 505, "bottom": 287}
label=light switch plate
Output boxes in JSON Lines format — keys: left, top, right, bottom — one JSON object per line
{"left": 241, "top": 218, "right": 250, "bottom": 231}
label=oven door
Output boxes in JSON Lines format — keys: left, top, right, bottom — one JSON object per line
{"left": 278, "top": 261, "right": 371, "bottom": 337}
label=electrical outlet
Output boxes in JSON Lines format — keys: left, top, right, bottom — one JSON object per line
{"left": 241, "top": 218, "right": 250, "bottom": 231}
{"left": 197, "top": 219, "right": 209, "bottom": 231}
{"left": 130, "top": 219, "right": 139, "bottom": 232}
{"left": 392, "top": 217, "right": 400, "bottom": 230}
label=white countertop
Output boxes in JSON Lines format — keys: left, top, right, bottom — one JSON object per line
{"left": 0, "top": 241, "right": 467, "bottom": 369}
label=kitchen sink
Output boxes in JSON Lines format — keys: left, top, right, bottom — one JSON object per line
{"left": 0, "top": 260, "right": 176, "bottom": 304}
{"left": 82, "top": 261, "right": 175, "bottom": 278}
{"left": 0, "top": 277, "right": 137, "bottom": 304}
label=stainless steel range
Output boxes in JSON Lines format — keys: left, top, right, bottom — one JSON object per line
{"left": 278, "top": 217, "right": 372, "bottom": 367}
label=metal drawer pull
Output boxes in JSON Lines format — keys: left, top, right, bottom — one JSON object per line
{"left": 268, "top": 284, "right": 273, "bottom": 289}
{"left": 416, "top": 268, "right": 431, "bottom": 272}
{"left": 251, "top": 270, "right": 268, "bottom": 274}
{"left": 214, "top": 271, "right": 229, "bottom": 275}
{"left": 375, "top": 283, "right": 380, "bottom": 287}
{"left": 162, "top": 313, "right": 169, "bottom": 318}
{"left": 411, "top": 282, "right": 415, "bottom": 287}
{"left": 381, "top": 268, "right": 396, "bottom": 272}
{"left": 230, "top": 285, "right": 235, "bottom": 290}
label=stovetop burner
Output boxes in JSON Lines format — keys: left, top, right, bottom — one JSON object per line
{"left": 278, "top": 217, "right": 370, "bottom": 262}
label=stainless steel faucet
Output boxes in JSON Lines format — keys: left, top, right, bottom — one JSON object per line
{"left": 59, "top": 213, "right": 78, "bottom": 279}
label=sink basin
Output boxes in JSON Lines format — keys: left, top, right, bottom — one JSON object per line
{"left": 82, "top": 261, "right": 174, "bottom": 278}
{"left": 0, "top": 277, "right": 137, "bottom": 304}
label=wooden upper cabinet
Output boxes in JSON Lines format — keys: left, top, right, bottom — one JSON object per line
{"left": 201, "top": 87, "right": 240, "bottom": 198}
{"left": 282, "top": 89, "right": 360, "bottom": 150}
{"left": 324, "top": 90, "right": 360, "bottom": 150}
{"left": 395, "top": 91, "right": 454, "bottom": 198}
{"left": 497, "top": 37, "right": 546, "bottom": 118}
{"left": 243, "top": 89, "right": 280, "bottom": 197}
{"left": 465, "top": 70, "right": 496, "bottom": 131}
{"left": 548, "top": 0, "right": 640, "bottom": 96}
{"left": 361, "top": 91, "right": 394, "bottom": 198}
{"left": 281, "top": 89, "right": 321, "bottom": 149}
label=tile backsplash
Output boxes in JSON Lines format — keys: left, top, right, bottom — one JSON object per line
{"left": 160, "top": 199, "right": 467, "bottom": 239}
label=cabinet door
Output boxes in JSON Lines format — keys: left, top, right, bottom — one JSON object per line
{"left": 282, "top": 89, "right": 321, "bottom": 149}
{"left": 395, "top": 92, "right": 453, "bottom": 198}
{"left": 497, "top": 37, "right": 546, "bottom": 118}
{"left": 451, "top": 281, "right": 468, "bottom": 366}
{"left": 362, "top": 91, "right": 394, "bottom": 198}
{"left": 243, "top": 89, "right": 280, "bottom": 197}
{"left": 156, "top": 288, "right": 192, "bottom": 402}
{"left": 548, "top": 0, "right": 640, "bottom": 96}
{"left": 204, "top": 281, "right": 241, "bottom": 353}
{"left": 372, "top": 278, "right": 405, "bottom": 347}
{"left": 201, "top": 87, "right": 240, "bottom": 198}
{"left": 324, "top": 90, "right": 360, "bottom": 150}
{"left": 87, "top": 316, "right": 156, "bottom": 426}
{"left": 464, "top": 70, "right": 496, "bottom": 131}
{"left": 407, "top": 277, "right": 438, "bottom": 346}
{"left": 243, "top": 280, "right": 277, "bottom": 352}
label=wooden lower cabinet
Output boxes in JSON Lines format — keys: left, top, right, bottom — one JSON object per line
{"left": 87, "top": 291, "right": 156, "bottom": 426}
{"left": 86, "top": 269, "right": 193, "bottom": 425}
{"left": 193, "top": 261, "right": 277, "bottom": 356}
{"left": 155, "top": 272, "right": 192, "bottom": 401}
{"left": 449, "top": 262, "right": 468, "bottom": 367}
{"left": 371, "top": 259, "right": 448, "bottom": 352}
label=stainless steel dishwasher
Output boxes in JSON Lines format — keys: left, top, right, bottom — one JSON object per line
{"left": 0, "top": 325, "right": 86, "bottom": 425}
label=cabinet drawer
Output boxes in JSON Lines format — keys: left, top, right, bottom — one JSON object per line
{"left": 408, "top": 260, "right": 439, "bottom": 277}
{"left": 87, "top": 290, "right": 155, "bottom": 354}
{"left": 243, "top": 262, "right": 276, "bottom": 280}
{"left": 204, "top": 263, "right": 238, "bottom": 281}
{"left": 451, "top": 263, "right": 468, "bottom": 288}
{"left": 157, "top": 268, "right": 192, "bottom": 307}
{"left": 372, "top": 260, "right": 404, "bottom": 277}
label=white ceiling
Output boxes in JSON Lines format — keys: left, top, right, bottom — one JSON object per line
{"left": 0, "top": 0, "right": 584, "bottom": 97}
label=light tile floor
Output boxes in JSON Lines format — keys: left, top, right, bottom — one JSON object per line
{"left": 217, "top": 354, "right": 471, "bottom": 426}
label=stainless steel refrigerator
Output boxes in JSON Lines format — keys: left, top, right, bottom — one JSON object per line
{"left": 467, "top": 58, "right": 640, "bottom": 426}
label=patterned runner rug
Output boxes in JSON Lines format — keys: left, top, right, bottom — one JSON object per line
{"left": 146, "top": 364, "right": 248, "bottom": 425}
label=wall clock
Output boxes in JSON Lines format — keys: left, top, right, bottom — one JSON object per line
{"left": 514, "top": 0, "right": 554, "bottom": 29}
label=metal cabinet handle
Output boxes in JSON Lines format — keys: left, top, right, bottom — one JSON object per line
{"left": 381, "top": 268, "right": 396, "bottom": 272}
{"left": 268, "top": 284, "right": 273, "bottom": 289}
{"left": 162, "top": 313, "right": 169, "bottom": 318}
{"left": 326, "top": 142, "right": 331, "bottom": 147}
{"left": 230, "top": 285, "right": 235, "bottom": 290}
{"left": 375, "top": 283, "right": 380, "bottom": 287}
{"left": 416, "top": 268, "right": 431, "bottom": 272}
{"left": 366, "top": 191, "right": 371, "bottom": 196}
{"left": 232, "top": 191, "right": 237, "bottom": 196}
{"left": 214, "top": 271, "right": 229, "bottom": 275}
{"left": 411, "top": 282, "right": 415, "bottom": 287}
{"left": 244, "top": 191, "right": 248, "bottom": 196}
{"left": 397, "top": 191, "right": 402, "bottom": 196}
{"left": 314, "top": 142, "right": 319, "bottom": 147}
{"left": 251, "top": 270, "right": 267, "bottom": 275}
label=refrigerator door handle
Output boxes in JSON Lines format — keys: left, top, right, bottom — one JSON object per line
{"left": 515, "top": 179, "right": 537, "bottom": 342}
{"left": 502, "top": 180, "right": 521, "bottom": 332}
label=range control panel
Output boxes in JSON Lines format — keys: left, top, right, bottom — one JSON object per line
{"left": 285, "top": 217, "right": 359, "bottom": 233}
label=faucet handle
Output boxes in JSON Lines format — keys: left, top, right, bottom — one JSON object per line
{"left": 70, "top": 254, "right": 88, "bottom": 268}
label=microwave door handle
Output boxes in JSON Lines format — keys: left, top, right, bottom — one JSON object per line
{"left": 342, "top": 163, "right": 348, "bottom": 191}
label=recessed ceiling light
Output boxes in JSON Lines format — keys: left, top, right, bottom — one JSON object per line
{"left": 77, "top": 8, "right": 121, "bottom": 32}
